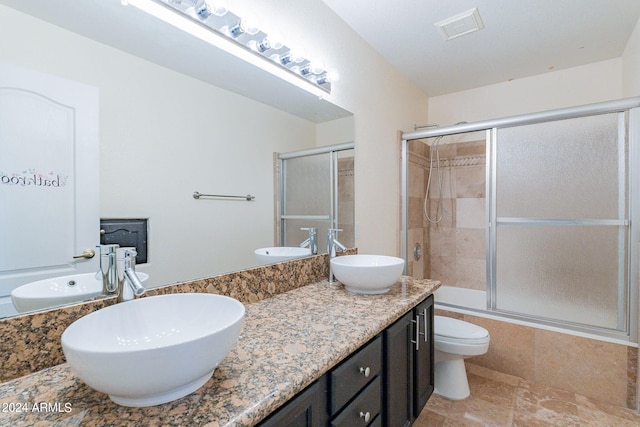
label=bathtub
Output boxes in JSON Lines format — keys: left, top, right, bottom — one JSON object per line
{"left": 434, "top": 285, "right": 637, "bottom": 347}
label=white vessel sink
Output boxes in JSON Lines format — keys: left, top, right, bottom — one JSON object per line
{"left": 11, "top": 272, "right": 149, "bottom": 313}
{"left": 330, "top": 255, "right": 405, "bottom": 294}
{"left": 61, "top": 293, "right": 245, "bottom": 407}
{"left": 254, "top": 246, "right": 311, "bottom": 264}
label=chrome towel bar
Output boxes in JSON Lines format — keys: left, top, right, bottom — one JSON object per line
{"left": 193, "top": 191, "right": 255, "bottom": 201}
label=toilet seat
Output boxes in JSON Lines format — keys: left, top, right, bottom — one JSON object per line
{"left": 436, "top": 334, "right": 489, "bottom": 346}
{"left": 434, "top": 316, "right": 489, "bottom": 341}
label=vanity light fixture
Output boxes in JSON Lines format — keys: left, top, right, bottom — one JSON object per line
{"left": 124, "top": 0, "right": 333, "bottom": 96}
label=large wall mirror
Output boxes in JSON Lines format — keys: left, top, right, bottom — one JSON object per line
{"left": 0, "top": 1, "right": 354, "bottom": 319}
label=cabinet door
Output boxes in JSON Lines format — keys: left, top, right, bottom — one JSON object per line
{"left": 383, "top": 311, "right": 413, "bottom": 427}
{"left": 258, "top": 376, "right": 327, "bottom": 427}
{"left": 413, "top": 295, "right": 434, "bottom": 417}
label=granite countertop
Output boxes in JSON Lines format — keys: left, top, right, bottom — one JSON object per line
{"left": 0, "top": 277, "right": 440, "bottom": 426}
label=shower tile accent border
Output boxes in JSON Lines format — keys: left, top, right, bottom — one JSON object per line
{"left": 0, "top": 250, "right": 355, "bottom": 383}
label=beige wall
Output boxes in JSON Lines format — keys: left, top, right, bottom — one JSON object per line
{"left": 428, "top": 58, "right": 623, "bottom": 130}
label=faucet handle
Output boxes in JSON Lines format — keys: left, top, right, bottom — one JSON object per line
{"left": 117, "top": 247, "right": 138, "bottom": 266}
{"left": 124, "top": 248, "right": 138, "bottom": 257}
{"left": 301, "top": 227, "right": 317, "bottom": 234}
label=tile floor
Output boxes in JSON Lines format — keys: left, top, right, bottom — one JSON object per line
{"left": 415, "top": 363, "right": 640, "bottom": 426}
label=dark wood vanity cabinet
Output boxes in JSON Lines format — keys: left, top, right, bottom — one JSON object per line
{"left": 412, "top": 295, "right": 435, "bottom": 418}
{"left": 384, "top": 311, "right": 414, "bottom": 426}
{"left": 258, "top": 295, "right": 434, "bottom": 427}
{"left": 383, "top": 294, "right": 434, "bottom": 426}
{"left": 258, "top": 376, "right": 328, "bottom": 427}
{"left": 329, "top": 336, "right": 383, "bottom": 426}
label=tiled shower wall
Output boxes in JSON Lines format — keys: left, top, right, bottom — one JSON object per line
{"left": 406, "top": 138, "right": 486, "bottom": 284}
{"left": 338, "top": 156, "right": 355, "bottom": 248}
{"left": 406, "top": 138, "right": 638, "bottom": 410}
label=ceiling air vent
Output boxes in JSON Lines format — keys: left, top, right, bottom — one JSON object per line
{"left": 435, "top": 8, "right": 484, "bottom": 41}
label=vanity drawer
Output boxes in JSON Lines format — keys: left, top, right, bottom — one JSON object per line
{"left": 330, "top": 335, "right": 382, "bottom": 414}
{"left": 330, "top": 376, "right": 381, "bottom": 427}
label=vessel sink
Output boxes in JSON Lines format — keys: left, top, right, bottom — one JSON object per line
{"left": 254, "top": 246, "right": 311, "bottom": 264}
{"left": 61, "top": 293, "right": 245, "bottom": 407}
{"left": 11, "top": 272, "right": 149, "bottom": 313}
{"left": 330, "top": 255, "right": 405, "bottom": 294}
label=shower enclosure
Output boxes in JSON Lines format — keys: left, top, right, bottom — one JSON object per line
{"left": 401, "top": 97, "right": 640, "bottom": 343}
{"left": 276, "top": 142, "right": 354, "bottom": 252}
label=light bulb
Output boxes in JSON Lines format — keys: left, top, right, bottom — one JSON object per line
{"left": 309, "top": 62, "right": 325, "bottom": 75}
{"left": 279, "top": 52, "right": 292, "bottom": 65}
{"left": 196, "top": 3, "right": 211, "bottom": 20}
{"left": 247, "top": 38, "right": 271, "bottom": 53}
{"left": 284, "top": 48, "right": 305, "bottom": 65}
{"left": 196, "top": 0, "right": 227, "bottom": 20}
{"left": 240, "top": 17, "right": 260, "bottom": 35}
{"left": 316, "top": 73, "right": 331, "bottom": 85}
{"left": 268, "top": 33, "right": 284, "bottom": 50}
{"left": 207, "top": 0, "right": 228, "bottom": 16}
{"left": 229, "top": 17, "right": 260, "bottom": 37}
{"left": 298, "top": 64, "right": 312, "bottom": 76}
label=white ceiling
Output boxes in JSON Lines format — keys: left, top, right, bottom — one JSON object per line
{"left": 322, "top": 0, "right": 640, "bottom": 97}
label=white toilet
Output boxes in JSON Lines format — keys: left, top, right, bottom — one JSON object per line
{"left": 434, "top": 315, "right": 490, "bottom": 400}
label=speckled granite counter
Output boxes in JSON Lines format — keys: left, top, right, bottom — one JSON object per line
{"left": 0, "top": 277, "right": 439, "bottom": 426}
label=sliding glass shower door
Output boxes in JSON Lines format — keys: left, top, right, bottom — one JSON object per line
{"left": 488, "top": 112, "right": 630, "bottom": 332}
{"left": 277, "top": 143, "right": 354, "bottom": 252}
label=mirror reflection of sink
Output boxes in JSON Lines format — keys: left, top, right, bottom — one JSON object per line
{"left": 61, "top": 293, "right": 245, "bottom": 407}
{"left": 330, "top": 255, "right": 405, "bottom": 294}
{"left": 254, "top": 247, "right": 311, "bottom": 264}
{"left": 10, "top": 272, "right": 149, "bottom": 313}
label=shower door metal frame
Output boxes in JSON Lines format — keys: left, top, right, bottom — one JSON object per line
{"left": 277, "top": 142, "right": 354, "bottom": 247}
{"left": 487, "top": 112, "right": 631, "bottom": 339}
{"left": 400, "top": 96, "right": 640, "bottom": 343}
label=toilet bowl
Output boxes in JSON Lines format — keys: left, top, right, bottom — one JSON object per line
{"left": 434, "top": 315, "right": 490, "bottom": 400}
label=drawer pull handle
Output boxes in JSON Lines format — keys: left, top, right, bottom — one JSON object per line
{"left": 359, "top": 411, "right": 371, "bottom": 422}
{"left": 359, "top": 366, "right": 371, "bottom": 378}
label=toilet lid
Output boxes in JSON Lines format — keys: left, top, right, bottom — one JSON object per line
{"left": 435, "top": 315, "right": 489, "bottom": 340}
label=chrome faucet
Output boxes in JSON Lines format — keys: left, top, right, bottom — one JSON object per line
{"left": 327, "top": 228, "right": 347, "bottom": 284}
{"left": 97, "top": 244, "right": 119, "bottom": 294}
{"left": 116, "top": 247, "right": 146, "bottom": 303}
{"left": 300, "top": 227, "right": 318, "bottom": 255}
